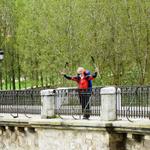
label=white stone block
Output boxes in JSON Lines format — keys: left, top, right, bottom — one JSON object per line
{"left": 41, "top": 89, "right": 55, "bottom": 119}
{"left": 101, "top": 86, "right": 117, "bottom": 121}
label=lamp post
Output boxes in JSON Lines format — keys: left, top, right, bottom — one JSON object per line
{"left": 0, "top": 49, "right": 4, "bottom": 90}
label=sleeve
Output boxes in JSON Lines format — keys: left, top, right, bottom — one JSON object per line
{"left": 86, "top": 72, "right": 97, "bottom": 80}
{"left": 64, "top": 74, "right": 72, "bottom": 80}
{"left": 64, "top": 75, "right": 79, "bottom": 82}
{"left": 92, "top": 72, "right": 97, "bottom": 78}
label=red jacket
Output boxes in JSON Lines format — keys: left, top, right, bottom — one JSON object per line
{"left": 64, "top": 72, "right": 97, "bottom": 89}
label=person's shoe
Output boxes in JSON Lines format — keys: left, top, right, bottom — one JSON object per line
{"left": 82, "top": 117, "right": 89, "bottom": 120}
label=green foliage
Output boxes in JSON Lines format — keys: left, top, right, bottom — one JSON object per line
{"left": 0, "top": 0, "right": 150, "bottom": 89}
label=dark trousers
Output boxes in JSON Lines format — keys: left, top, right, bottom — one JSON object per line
{"left": 79, "top": 92, "right": 91, "bottom": 118}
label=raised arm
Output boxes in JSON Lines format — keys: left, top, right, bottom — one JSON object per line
{"left": 86, "top": 68, "right": 99, "bottom": 80}
{"left": 63, "top": 74, "right": 80, "bottom": 82}
{"left": 86, "top": 72, "right": 97, "bottom": 80}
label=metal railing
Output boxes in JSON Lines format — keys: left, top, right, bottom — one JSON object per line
{"left": 0, "top": 89, "right": 41, "bottom": 117}
{"left": 117, "top": 86, "right": 150, "bottom": 119}
{"left": 55, "top": 87, "right": 102, "bottom": 119}
{"left": 0, "top": 86, "right": 150, "bottom": 120}
{"left": 55, "top": 86, "right": 150, "bottom": 120}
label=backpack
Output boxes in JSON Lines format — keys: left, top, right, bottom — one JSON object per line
{"left": 85, "top": 70, "right": 92, "bottom": 92}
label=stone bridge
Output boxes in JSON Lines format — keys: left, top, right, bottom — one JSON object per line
{"left": 0, "top": 86, "right": 150, "bottom": 150}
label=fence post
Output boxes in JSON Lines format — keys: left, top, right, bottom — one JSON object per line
{"left": 40, "top": 89, "right": 55, "bottom": 119}
{"left": 117, "top": 88, "right": 121, "bottom": 111}
{"left": 101, "top": 87, "right": 117, "bottom": 121}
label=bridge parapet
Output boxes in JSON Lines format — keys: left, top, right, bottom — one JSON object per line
{"left": 0, "top": 118, "right": 150, "bottom": 150}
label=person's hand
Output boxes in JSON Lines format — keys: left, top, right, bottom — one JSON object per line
{"left": 95, "top": 67, "right": 99, "bottom": 73}
{"left": 60, "top": 71, "right": 66, "bottom": 75}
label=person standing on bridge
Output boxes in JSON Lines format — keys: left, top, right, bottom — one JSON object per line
{"left": 61, "top": 67, "right": 98, "bottom": 119}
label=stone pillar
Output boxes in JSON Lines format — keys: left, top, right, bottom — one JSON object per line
{"left": 41, "top": 89, "right": 55, "bottom": 119}
{"left": 101, "top": 87, "right": 117, "bottom": 121}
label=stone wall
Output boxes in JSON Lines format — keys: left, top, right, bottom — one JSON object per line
{"left": 38, "top": 128, "right": 110, "bottom": 150}
{"left": 0, "top": 118, "right": 150, "bottom": 150}
{"left": 0, "top": 126, "right": 38, "bottom": 150}
{"left": 126, "top": 134, "right": 150, "bottom": 150}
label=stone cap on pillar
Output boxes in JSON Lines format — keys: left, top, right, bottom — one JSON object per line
{"left": 100, "top": 86, "right": 116, "bottom": 95}
{"left": 40, "top": 89, "right": 56, "bottom": 96}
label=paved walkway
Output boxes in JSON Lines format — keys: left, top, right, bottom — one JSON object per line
{"left": 0, "top": 113, "right": 149, "bottom": 123}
